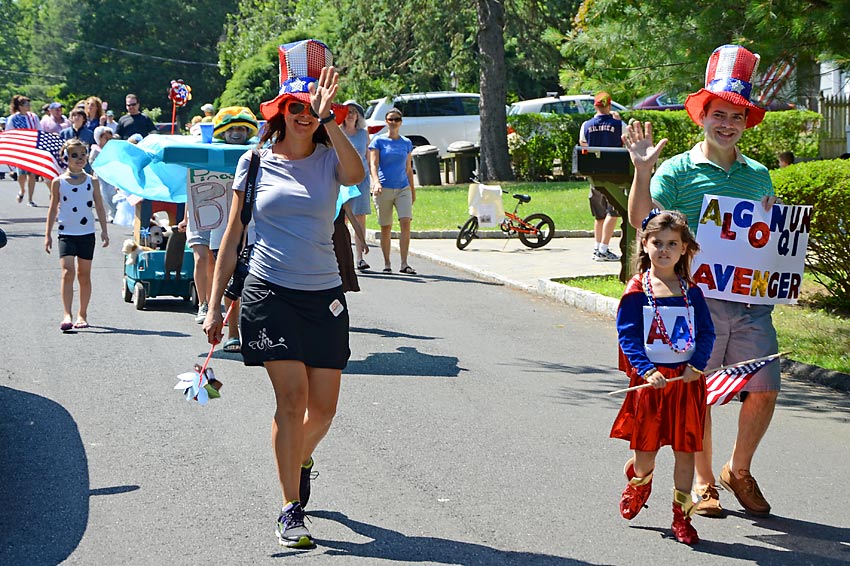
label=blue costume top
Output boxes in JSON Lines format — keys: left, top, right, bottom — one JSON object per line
{"left": 616, "top": 273, "right": 715, "bottom": 377}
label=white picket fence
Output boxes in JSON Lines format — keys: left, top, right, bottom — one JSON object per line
{"left": 818, "top": 93, "right": 850, "bottom": 158}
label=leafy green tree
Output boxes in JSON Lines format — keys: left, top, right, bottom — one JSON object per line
{"left": 0, "top": 0, "right": 55, "bottom": 106}
{"left": 550, "top": 0, "right": 850, "bottom": 109}
{"left": 25, "top": 0, "right": 236, "bottom": 122}
{"left": 218, "top": 0, "right": 299, "bottom": 76}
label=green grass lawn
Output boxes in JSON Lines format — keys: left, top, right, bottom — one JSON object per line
{"left": 365, "top": 181, "right": 593, "bottom": 232}
{"left": 559, "top": 273, "right": 850, "bottom": 374}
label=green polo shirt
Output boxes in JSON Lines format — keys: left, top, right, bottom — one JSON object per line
{"left": 650, "top": 144, "right": 773, "bottom": 235}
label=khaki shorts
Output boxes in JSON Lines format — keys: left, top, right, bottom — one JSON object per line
{"left": 705, "top": 298, "right": 780, "bottom": 393}
{"left": 373, "top": 187, "right": 413, "bottom": 226}
{"left": 589, "top": 187, "right": 619, "bottom": 220}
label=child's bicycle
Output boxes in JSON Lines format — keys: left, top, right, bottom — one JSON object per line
{"left": 456, "top": 188, "right": 555, "bottom": 250}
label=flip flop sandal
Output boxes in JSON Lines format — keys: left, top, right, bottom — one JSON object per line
{"left": 60, "top": 321, "right": 73, "bottom": 332}
{"left": 73, "top": 320, "right": 90, "bottom": 329}
{"left": 357, "top": 259, "right": 370, "bottom": 271}
{"left": 16, "top": 193, "right": 24, "bottom": 203}
{"left": 222, "top": 338, "right": 241, "bottom": 353}
{"left": 382, "top": 267, "right": 392, "bottom": 273}
{"left": 399, "top": 266, "right": 417, "bottom": 275}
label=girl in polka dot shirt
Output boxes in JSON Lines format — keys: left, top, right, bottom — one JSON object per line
{"left": 44, "top": 138, "right": 110, "bottom": 331}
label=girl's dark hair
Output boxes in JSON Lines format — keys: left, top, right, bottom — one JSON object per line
{"left": 633, "top": 210, "right": 700, "bottom": 280}
{"left": 10, "top": 94, "right": 30, "bottom": 114}
{"left": 257, "top": 101, "right": 330, "bottom": 148}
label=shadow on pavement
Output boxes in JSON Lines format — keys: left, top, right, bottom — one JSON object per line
{"left": 358, "top": 270, "right": 503, "bottom": 286}
{"left": 350, "top": 326, "right": 437, "bottom": 341}
{"left": 0, "top": 386, "right": 89, "bottom": 565}
{"left": 775, "top": 377, "right": 850, "bottom": 423}
{"left": 92, "top": 326, "right": 192, "bottom": 337}
{"left": 282, "top": 510, "right": 600, "bottom": 565}
{"left": 510, "top": 358, "right": 615, "bottom": 377}
{"left": 0, "top": 216, "right": 48, "bottom": 224}
{"left": 345, "top": 346, "right": 464, "bottom": 378}
{"left": 0, "top": 387, "right": 141, "bottom": 565}
{"left": 692, "top": 511, "right": 850, "bottom": 565}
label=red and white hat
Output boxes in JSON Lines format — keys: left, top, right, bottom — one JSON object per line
{"left": 259, "top": 39, "right": 347, "bottom": 124}
{"left": 684, "top": 45, "right": 766, "bottom": 129}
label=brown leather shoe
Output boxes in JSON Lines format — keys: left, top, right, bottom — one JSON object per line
{"left": 719, "top": 463, "right": 771, "bottom": 516}
{"left": 693, "top": 484, "right": 723, "bottom": 517}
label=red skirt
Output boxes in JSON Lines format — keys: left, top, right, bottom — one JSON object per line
{"left": 610, "top": 364, "right": 706, "bottom": 453}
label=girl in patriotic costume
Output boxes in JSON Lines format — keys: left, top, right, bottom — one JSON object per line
{"left": 610, "top": 209, "right": 715, "bottom": 545}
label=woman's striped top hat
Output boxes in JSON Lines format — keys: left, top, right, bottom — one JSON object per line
{"left": 684, "top": 44, "right": 766, "bottom": 129}
{"left": 259, "top": 39, "right": 347, "bottom": 124}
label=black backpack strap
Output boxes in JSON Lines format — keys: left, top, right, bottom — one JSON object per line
{"left": 240, "top": 149, "right": 261, "bottom": 227}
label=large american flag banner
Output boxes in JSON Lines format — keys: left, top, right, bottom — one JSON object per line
{"left": 0, "top": 129, "right": 65, "bottom": 179}
{"left": 705, "top": 354, "right": 782, "bottom": 405}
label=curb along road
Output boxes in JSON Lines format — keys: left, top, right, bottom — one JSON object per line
{"left": 367, "top": 229, "right": 850, "bottom": 393}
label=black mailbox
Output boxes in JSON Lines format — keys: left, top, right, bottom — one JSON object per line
{"left": 572, "top": 146, "right": 632, "bottom": 177}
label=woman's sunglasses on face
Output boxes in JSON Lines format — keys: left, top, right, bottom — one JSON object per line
{"left": 286, "top": 101, "right": 312, "bottom": 116}
{"left": 386, "top": 116, "right": 402, "bottom": 123}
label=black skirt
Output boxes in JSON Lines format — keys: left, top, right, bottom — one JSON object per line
{"left": 239, "top": 274, "right": 350, "bottom": 369}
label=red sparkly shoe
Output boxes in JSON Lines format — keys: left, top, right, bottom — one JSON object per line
{"left": 671, "top": 489, "right": 699, "bottom": 545}
{"left": 619, "top": 458, "right": 653, "bottom": 520}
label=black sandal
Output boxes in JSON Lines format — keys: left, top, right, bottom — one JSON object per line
{"left": 399, "top": 265, "right": 417, "bottom": 275}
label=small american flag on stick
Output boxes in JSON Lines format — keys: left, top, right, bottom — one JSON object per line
{"left": 0, "top": 129, "right": 65, "bottom": 179}
{"left": 705, "top": 353, "right": 787, "bottom": 405}
{"left": 608, "top": 352, "right": 788, "bottom": 398}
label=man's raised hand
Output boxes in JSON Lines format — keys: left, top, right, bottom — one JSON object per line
{"left": 622, "top": 120, "right": 668, "bottom": 169}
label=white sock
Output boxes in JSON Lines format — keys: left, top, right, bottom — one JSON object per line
{"left": 600, "top": 244, "right": 609, "bottom": 254}
{"left": 594, "top": 242, "right": 601, "bottom": 251}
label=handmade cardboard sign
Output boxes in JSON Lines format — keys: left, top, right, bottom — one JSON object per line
{"left": 187, "top": 169, "right": 234, "bottom": 249}
{"left": 187, "top": 169, "right": 234, "bottom": 231}
{"left": 692, "top": 195, "right": 811, "bottom": 305}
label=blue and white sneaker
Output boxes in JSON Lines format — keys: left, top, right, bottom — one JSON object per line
{"left": 276, "top": 502, "right": 315, "bottom": 549}
{"left": 595, "top": 249, "right": 621, "bottom": 262}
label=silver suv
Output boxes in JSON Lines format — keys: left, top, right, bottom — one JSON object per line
{"left": 365, "top": 92, "right": 480, "bottom": 156}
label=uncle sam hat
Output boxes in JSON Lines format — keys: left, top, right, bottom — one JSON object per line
{"left": 259, "top": 39, "right": 347, "bottom": 124}
{"left": 684, "top": 44, "right": 766, "bottom": 129}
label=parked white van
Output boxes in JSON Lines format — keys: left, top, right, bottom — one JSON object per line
{"left": 365, "top": 92, "right": 480, "bottom": 156}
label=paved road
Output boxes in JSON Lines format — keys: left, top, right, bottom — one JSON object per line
{"left": 1, "top": 179, "right": 849, "bottom": 565}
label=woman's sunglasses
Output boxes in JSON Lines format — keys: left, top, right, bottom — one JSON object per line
{"left": 286, "top": 101, "right": 312, "bottom": 116}
{"left": 386, "top": 117, "right": 402, "bottom": 123}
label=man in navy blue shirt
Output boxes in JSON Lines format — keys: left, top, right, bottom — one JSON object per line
{"left": 579, "top": 92, "right": 624, "bottom": 261}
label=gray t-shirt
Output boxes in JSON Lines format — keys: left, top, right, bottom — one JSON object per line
{"left": 233, "top": 145, "right": 341, "bottom": 291}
